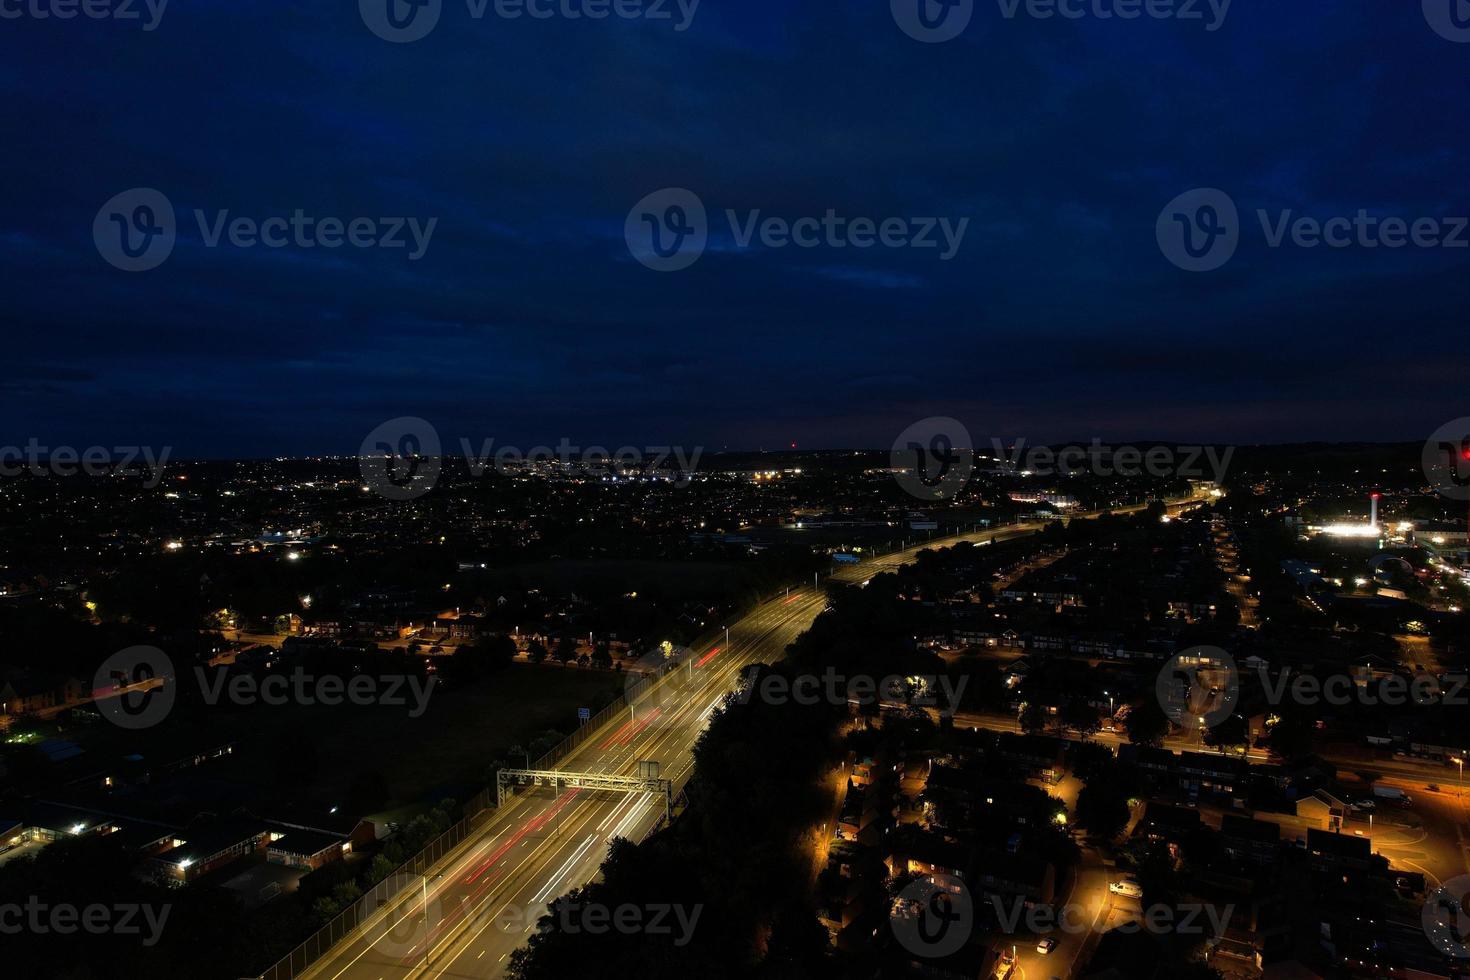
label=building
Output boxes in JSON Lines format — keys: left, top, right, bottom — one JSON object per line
{"left": 1220, "top": 815, "right": 1281, "bottom": 866}
{"left": 148, "top": 817, "right": 271, "bottom": 886}
{"left": 266, "top": 826, "right": 352, "bottom": 871}
{"left": 972, "top": 848, "right": 1055, "bottom": 905}
{"left": 1305, "top": 829, "right": 1372, "bottom": 872}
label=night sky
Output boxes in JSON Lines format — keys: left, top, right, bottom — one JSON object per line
{"left": 2, "top": 2, "right": 1467, "bottom": 458}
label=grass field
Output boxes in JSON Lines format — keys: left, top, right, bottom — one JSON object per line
{"left": 26, "top": 665, "right": 627, "bottom": 813}
{"left": 207, "top": 664, "right": 627, "bottom": 808}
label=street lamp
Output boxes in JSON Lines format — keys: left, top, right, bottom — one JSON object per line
{"left": 420, "top": 872, "right": 444, "bottom": 967}
{"left": 1454, "top": 756, "right": 1465, "bottom": 794}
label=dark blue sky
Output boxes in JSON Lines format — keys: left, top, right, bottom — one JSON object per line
{"left": 2, "top": 1, "right": 1467, "bottom": 457}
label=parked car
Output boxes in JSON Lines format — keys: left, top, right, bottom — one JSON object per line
{"left": 1036, "top": 937, "right": 1057, "bottom": 954}
{"left": 1109, "top": 878, "right": 1143, "bottom": 899}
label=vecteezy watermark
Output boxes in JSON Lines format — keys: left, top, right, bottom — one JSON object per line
{"left": 93, "top": 646, "right": 177, "bottom": 731}
{"left": 91, "top": 646, "right": 438, "bottom": 729}
{"left": 358, "top": 416, "right": 705, "bottom": 501}
{"left": 1424, "top": 875, "right": 1470, "bottom": 960}
{"left": 1424, "top": 0, "right": 1470, "bottom": 43}
{"left": 735, "top": 668, "right": 970, "bottom": 714}
{"left": 994, "top": 0, "right": 1230, "bottom": 30}
{"left": 359, "top": 0, "right": 700, "bottom": 44}
{"left": 990, "top": 438, "right": 1233, "bottom": 482}
{"left": 991, "top": 896, "right": 1234, "bottom": 937}
{"left": 0, "top": 898, "right": 172, "bottom": 947}
{"left": 1158, "top": 187, "right": 1470, "bottom": 272}
{"left": 1423, "top": 417, "right": 1470, "bottom": 502}
{"left": 360, "top": 417, "right": 443, "bottom": 502}
{"left": 0, "top": 440, "right": 170, "bottom": 488}
{"left": 1251, "top": 668, "right": 1468, "bottom": 709}
{"left": 892, "top": 0, "right": 1229, "bottom": 43}
{"left": 1156, "top": 648, "right": 1470, "bottom": 724}
{"left": 500, "top": 900, "right": 703, "bottom": 945}
{"left": 0, "top": 0, "right": 168, "bottom": 31}
{"left": 94, "top": 188, "right": 437, "bottom": 272}
{"left": 625, "top": 188, "right": 970, "bottom": 272}
{"left": 1156, "top": 188, "right": 1239, "bottom": 272}
{"left": 891, "top": 874, "right": 973, "bottom": 958}
{"left": 891, "top": 0, "right": 974, "bottom": 43}
{"left": 892, "top": 417, "right": 975, "bottom": 501}
{"left": 1155, "top": 645, "right": 1239, "bottom": 728}
{"left": 366, "top": 871, "right": 444, "bottom": 962}
{"left": 193, "top": 667, "right": 438, "bottom": 719}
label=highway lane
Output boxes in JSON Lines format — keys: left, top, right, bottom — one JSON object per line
{"left": 298, "top": 493, "right": 1209, "bottom": 980}
{"left": 303, "top": 588, "right": 826, "bottom": 980}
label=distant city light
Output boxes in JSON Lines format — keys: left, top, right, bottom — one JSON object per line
{"left": 1318, "top": 524, "right": 1380, "bottom": 538}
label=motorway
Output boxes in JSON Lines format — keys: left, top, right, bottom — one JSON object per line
{"left": 297, "top": 495, "right": 1208, "bottom": 980}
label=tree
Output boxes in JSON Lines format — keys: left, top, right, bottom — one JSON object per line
{"left": 590, "top": 642, "right": 613, "bottom": 670}
{"left": 1070, "top": 741, "right": 1115, "bottom": 782}
{"left": 1266, "top": 711, "right": 1315, "bottom": 760}
{"left": 1075, "top": 782, "right": 1131, "bottom": 839}
{"left": 474, "top": 632, "right": 518, "bottom": 671}
{"left": 1123, "top": 698, "right": 1169, "bottom": 748}
{"left": 527, "top": 639, "right": 548, "bottom": 664}
{"left": 1020, "top": 703, "right": 1049, "bottom": 734}
{"left": 1062, "top": 697, "right": 1101, "bottom": 737}
{"left": 553, "top": 636, "right": 578, "bottom": 665}
{"left": 1203, "top": 714, "right": 1249, "bottom": 754}
{"left": 446, "top": 644, "right": 481, "bottom": 685}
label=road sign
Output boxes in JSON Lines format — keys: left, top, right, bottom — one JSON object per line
{"left": 578, "top": 707, "right": 591, "bottom": 722}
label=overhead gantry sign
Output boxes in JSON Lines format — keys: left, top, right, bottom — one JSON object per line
{"left": 496, "top": 760, "right": 674, "bottom": 820}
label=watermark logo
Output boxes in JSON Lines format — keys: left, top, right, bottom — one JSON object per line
{"left": 893, "top": 417, "right": 974, "bottom": 501}
{"left": 515, "top": 900, "right": 702, "bottom": 944}
{"left": 891, "top": 874, "right": 973, "bottom": 958}
{"left": 892, "top": 0, "right": 973, "bottom": 43}
{"left": 0, "top": 898, "right": 171, "bottom": 946}
{"left": 93, "top": 646, "right": 176, "bottom": 731}
{"left": 1155, "top": 645, "right": 1238, "bottom": 728}
{"left": 94, "top": 188, "right": 175, "bottom": 272}
{"left": 460, "top": 437, "right": 702, "bottom": 486}
{"left": 992, "top": 895, "right": 1232, "bottom": 937}
{"left": 1423, "top": 875, "right": 1470, "bottom": 959}
{"left": 369, "top": 872, "right": 445, "bottom": 961}
{"left": 1423, "top": 418, "right": 1470, "bottom": 502}
{"left": 360, "top": 417, "right": 443, "bottom": 501}
{"left": 194, "top": 667, "right": 437, "bottom": 718}
{"left": 991, "top": 438, "right": 1232, "bottom": 482}
{"left": 1157, "top": 651, "right": 1462, "bottom": 718}
{"left": 1160, "top": 187, "right": 1470, "bottom": 271}
{"left": 94, "top": 189, "right": 438, "bottom": 271}
{"left": 1157, "top": 188, "right": 1238, "bottom": 272}
{"left": 626, "top": 188, "right": 708, "bottom": 272}
{"left": 625, "top": 189, "right": 969, "bottom": 271}
{"left": 1424, "top": 0, "right": 1470, "bottom": 43}
{"left": 995, "top": 0, "right": 1230, "bottom": 31}
{"left": 361, "top": 0, "right": 443, "bottom": 42}
{"left": 362, "top": 0, "right": 699, "bottom": 42}
{"left": 0, "top": 0, "right": 168, "bottom": 31}
{"left": 733, "top": 668, "right": 969, "bottom": 714}
{"left": 0, "top": 441, "right": 170, "bottom": 488}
